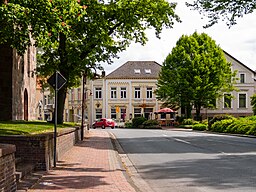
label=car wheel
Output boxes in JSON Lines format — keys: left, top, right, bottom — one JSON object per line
{"left": 111, "top": 126, "right": 114, "bottom": 129}
{"left": 92, "top": 126, "right": 96, "bottom": 129}
{"left": 102, "top": 125, "right": 105, "bottom": 129}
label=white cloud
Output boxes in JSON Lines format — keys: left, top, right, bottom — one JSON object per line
{"left": 101, "top": 0, "right": 256, "bottom": 74}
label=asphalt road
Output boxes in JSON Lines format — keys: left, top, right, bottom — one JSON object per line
{"left": 110, "top": 128, "right": 256, "bottom": 192}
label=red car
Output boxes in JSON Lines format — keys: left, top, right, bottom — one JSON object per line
{"left": 92, "top": 118, "right": 116, "bottom": 129}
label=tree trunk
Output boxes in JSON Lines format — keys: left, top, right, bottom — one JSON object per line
{"left": 185, "top": 105, "right": 192, "bottom": 119}
{"left": 195, "top": 104, "right": 202, "bottom": 121}
{"left": 51, "top": 32, "right": 68, "bottom": 124}
{"left": 51, "top": 85, "right": 67, "bottom": 124}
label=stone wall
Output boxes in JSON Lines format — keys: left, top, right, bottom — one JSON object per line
{"left": 0, "top": 126, "right": 84, "bottom": 171}
{"left": 0, "top": 144, "right": 16, "bottom": 192}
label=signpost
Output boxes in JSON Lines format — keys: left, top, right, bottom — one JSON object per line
{"left": 47, "top": 71, "right": 66, "bottom": 167}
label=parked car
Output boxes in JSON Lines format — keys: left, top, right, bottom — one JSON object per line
{"left": 92, "top": 118, "right": 117, "bottom": 129}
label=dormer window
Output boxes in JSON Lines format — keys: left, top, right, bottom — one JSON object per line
{"left": 134, "top": 69, "right": 141, "bottom": 74}
{"left": 145, "top": 69, "right": 151, "bottom": 74}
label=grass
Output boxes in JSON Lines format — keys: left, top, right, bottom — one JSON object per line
{"left": 0, "top": 121, "right": 79, "bottom": 136}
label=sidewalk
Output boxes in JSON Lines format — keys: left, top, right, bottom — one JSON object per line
{"left": 28, "top": 130, "right": 137, "bottom": 192}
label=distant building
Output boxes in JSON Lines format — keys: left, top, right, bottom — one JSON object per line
{"left": 194, "top": 51, "right": 256, "bottom": 119}
{"left": 0, "top": 44, "right": 37, "bottom": 121}
{"left": 64, "top": 51, "right": 256, "bottom": 124}
{"left": 85, "top": 61, "right": 164, "bottom": 126}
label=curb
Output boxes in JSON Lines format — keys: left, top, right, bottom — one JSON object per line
{"left": 108, "top": 132, "right": 154, "bottom": 192}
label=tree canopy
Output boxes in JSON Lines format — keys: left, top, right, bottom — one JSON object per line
{"left": 186, "top": 0, "right": 256, "bottom": 27}
{"left": 0, "top": 0, "right": 180, "bottom": 123}
{"left": 156, "top": 32, "right": 236, "bottom": 120}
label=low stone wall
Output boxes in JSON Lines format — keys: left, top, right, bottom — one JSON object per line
{"left": 0, "top": 126, "right": 85, "bottom": 171}
{"left": 0, "top": 144, "right": 16, "bottom": 192}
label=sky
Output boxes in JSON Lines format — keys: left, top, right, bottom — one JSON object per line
{"left": 101, "top": 0, "right": 256, "bottom": 75}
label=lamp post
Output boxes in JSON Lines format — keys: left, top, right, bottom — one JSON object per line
{"left": 81, "top": 72, "right": 86, "bottom": 141}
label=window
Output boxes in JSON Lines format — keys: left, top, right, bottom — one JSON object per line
{"left": 48, "top": 95, "right": 53, "bottom": 104}
{"left": 240, "top": 73, "right": 245, "bottom": 83}
{"left": 77, "top": 88, "right": 81, "bottom": 100}
{"left": 134, "top": 69, "right": 141, "bottom": 74}
{"left": 160, "top": 113, "right": 166, "bottom": 119}
{"left": 120, "top": 87, "right": 127, "bottom": 99}
{"left": 95, "top": 87, "right": 102, "bottom": 99}
{"left": 71, "top": 89, "right": 74, "bottom": 101}
{"left": 224, "top": 94, "right": 232, "bottom": 108}
{"left": 95, "top": 109, "right": 102, "bottom": 119}
{"left": 239, "top": 93, "right": 246, "bottom": 108}
{"left": 146, "top": 87, "right": 153, "bottom": 98}
{"left": 44, "top": 95, "right": 47, "bottom": 105}
{"left": 134, "top": 108, "right": 142, "bottom": 117}
{"left": 27, "top": 47, "right": 31, "bottom": 76}
{"left": 145, "top": 69, "right": 151, "bottom": 74}
{"left": 135, "top": 87, "right": 141, "bottom": 99}
{"left": 111, "top": 87, "right": 117, "bottom": 99}
{"left": 111, "top": 108, "right": 117, "bottom": 119}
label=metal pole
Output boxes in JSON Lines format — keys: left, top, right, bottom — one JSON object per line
{"left": 53, "top": 72, "right": 58, "bottom": 167}
{"left": 81, "top": 72, "right": 86, "bottom": 141}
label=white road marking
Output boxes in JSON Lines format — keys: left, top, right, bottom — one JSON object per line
{"left": 174, "top": 138, "right": 191, "bottom": 144}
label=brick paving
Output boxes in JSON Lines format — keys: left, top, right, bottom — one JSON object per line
{"left": 29, "top": 130, "right": 137, "bottom": 192}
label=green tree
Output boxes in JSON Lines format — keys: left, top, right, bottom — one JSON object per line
{"left": 186, "top": 0, "right": 256, "bottom": 27}
{"left": 156, "top": 32, "right": 236, "bottom": 120}
{"left": 0, "top": 0, "right": 180, "bottom": 123}
{"left": 251, "top": 94, "right": 256, "bottom": 115}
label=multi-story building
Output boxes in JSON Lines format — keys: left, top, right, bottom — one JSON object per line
{"left": 86, "top": 61, "right": 164, "bottom": 126}
{"left": 198, "top": 51, "right": 256, "bottom": 119}
{"left": 0, "top": 44, "right": 37, "bottom": 121}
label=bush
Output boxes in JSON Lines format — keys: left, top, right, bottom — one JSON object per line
{"left": 247, "top": 124, "right": 256, "bottom": 135}
{"left": 211, "top": 119, "right": 234, "bottom": 133}
{"left": 176, "top": 116, "right": 186, "bottom": 124}
{"left": 124, "top": 122, "right": 133, "bottom": 128}
{"left": 142, "top": 119, "right": 160, "bottom": 126}
{"left": 208, "top": 114, "right": 235, "bottom": 130}
{"left": 181, "top": 118, "right": 193, "bottom": 125}
{"left": 132, "top": 117, "right": 147, "bottom": 128}
{"left": 192, "top": 123, "right": 207, "bottom": 131}
{"left": 226, "top": 117, "right": 254, "bottom": 134}
{"left": 181, "top": 118, "right": 199, "bottom": 125}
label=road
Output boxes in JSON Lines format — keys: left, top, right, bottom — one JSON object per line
{"left": 109, "top": 128, "right": 256, "bottom": 192}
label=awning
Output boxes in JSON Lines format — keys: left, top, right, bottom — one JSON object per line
{"left": 154, "top": 108, "right": 175, "bottom": 114}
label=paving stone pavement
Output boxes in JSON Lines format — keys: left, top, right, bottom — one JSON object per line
{"left": 28, "top": 130, "right": 137, "bottom": 192}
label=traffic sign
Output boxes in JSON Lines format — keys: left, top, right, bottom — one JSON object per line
{"left": 47, "top": 71, "right": 67, "bottom": 90}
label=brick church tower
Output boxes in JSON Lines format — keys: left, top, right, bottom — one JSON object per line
{"left": 0, "top": 44, "right": 37, "bottom": 121}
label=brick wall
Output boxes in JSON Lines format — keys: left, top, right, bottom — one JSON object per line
{"left": 0, "top": 126, "right": 84, "bottom": 171}
{"left": 0, "top": 144, "right": 16, "bottom": 192}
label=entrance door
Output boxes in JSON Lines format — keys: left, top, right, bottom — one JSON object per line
{"left": 144, "top": 108, "right": 153, "bottom": 119}
{"left": 24, "top": 89, "right": 28, "bottom": 121}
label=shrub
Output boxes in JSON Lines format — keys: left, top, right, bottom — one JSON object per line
{"left": 124, "top": 122, "right": 133, "bottom": 128}
{"left": 132, "top": 117, "right": 147, "bottom": 128}
{"left": 142, "top": 119, "right": 160, "bottom": 126}
{"left": 247, "top": 124, "right": 256, "bottom": 135}
{"left": 181, "top": 118, "right": 193, "bottom": 125}
{"left": 211, "top": 119, "right": 234, "bottom": 133}
{"left": 208, "top": 114, "right": 235, "bottom": 130}
{"left": 176, "top": 116, "right": 186, "bottom": 124}
{"left": 192, "top": 123, "right": 207, "bottom": 131}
